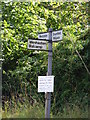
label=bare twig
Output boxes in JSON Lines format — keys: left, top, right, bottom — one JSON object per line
{"left": 76, "top": 49, "right": 90, "bottom": 75}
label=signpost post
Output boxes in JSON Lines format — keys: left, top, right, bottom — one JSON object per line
{"left": 45, "top": 28, "right": 53, "bottom": 118}
{"left": 28, "top": 28, "right": 62, "bottom": 118}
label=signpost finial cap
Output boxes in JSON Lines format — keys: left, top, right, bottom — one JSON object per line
{"left": 48, "top": 28, "right": 53, "bottom": 32}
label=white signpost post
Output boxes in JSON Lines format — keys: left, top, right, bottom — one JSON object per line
{"left": 28, "top": 28, "right": 63, "bottom": 118}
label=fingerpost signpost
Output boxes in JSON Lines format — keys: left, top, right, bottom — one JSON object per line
{"left": 28, "top": 28, "right": 63, "bottom": 118}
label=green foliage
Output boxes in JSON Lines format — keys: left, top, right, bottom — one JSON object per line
{"left": 1, "top": 2, "right": 48, "bottom": 98}
{"left": 1, "top": 1, "right": 89, "bottom": 117}
{"left": 52, "top": 28, "right": 89, "bottom": 114}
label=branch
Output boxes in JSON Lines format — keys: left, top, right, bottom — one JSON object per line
{"left": 76, "top": 49, "right": 90, "bottom": 75}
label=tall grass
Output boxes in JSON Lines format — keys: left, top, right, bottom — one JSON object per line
{"left": 2, "top": 96, "right": 88, "bottom": 118}
{"left": 53, "top": 104, "right": 88, "bottom": 118}
{"left": 0, "top": 103, "right": 2, "bottom": 119}
{"left": 2, "top": 97, "right": 44, "bottom": 118}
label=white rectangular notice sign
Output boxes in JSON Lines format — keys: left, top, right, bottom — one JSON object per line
{"left": 38, "top": 76, "right": 54, "bottom": 92}
{"left": 52, "top": 29, "right": 62, "bottom": 42}
{"left": 38, "top": 33, "right": 49, "bottom": 40}
{"left": 28, "top": 39, "right": 47, "bottom": 50}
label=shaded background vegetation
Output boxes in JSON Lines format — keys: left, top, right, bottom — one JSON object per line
{"left": 1, "top": 1, "right": 90, "bottom": 117}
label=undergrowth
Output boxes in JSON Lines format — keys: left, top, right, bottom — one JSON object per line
{"left": 2, "top": 96, "right": 88, "bottom": 118}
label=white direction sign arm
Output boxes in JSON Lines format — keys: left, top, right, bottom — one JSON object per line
{"left": 28, "top": 39, "right": 47, "bottom": 51}
{"left": 52, "top": 29, "right": 63, "bottom": 42}
{"left": 38, "top": 32, "right": 49, "bottom": 40}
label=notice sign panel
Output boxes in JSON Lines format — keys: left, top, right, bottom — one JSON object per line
{"left": 38, "top": 33, "right": 49, "bottom": 40}
{"left": 52, "top": 29, "right": 62, "bottom": 42}
{"left": 28, "top": 39, "right": 47, "bottom": 50}
{"left": 38, "top": 76, "right": 54, "bottom": 93}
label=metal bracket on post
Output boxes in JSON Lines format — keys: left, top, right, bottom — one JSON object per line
{"left": 45, "top": 28, "right": 53, "bottom": 118}
{"left": 48, "top": 50, "right": 52, "bottom": 52}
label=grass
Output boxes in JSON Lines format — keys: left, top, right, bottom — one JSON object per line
{"left": 53, "top": 104, "right": 88, "bottom": 118}
{"left": 3, "top": 104, "right": 45, "bottom": 118}
{"left": 2, "top": 97, "right": 88, "bottom": 118}
{"left": 0, "top": 103, "right": 2, "bottom": 119}
{"left": 2, "top": 99, "right": 45, "bottom": 118}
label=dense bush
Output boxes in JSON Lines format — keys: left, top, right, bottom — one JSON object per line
{"left": 1, "top": 2, "right": 89, "bottom": 115}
